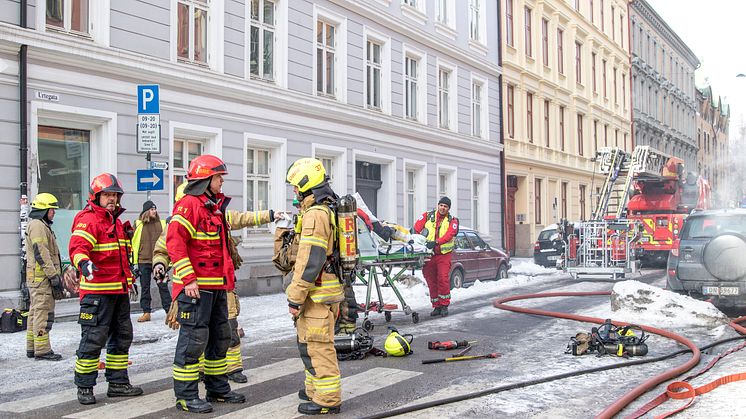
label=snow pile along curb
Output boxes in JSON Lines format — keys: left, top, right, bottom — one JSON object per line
{"left": 610, "top": 280, "right": 730, "bottom": 328}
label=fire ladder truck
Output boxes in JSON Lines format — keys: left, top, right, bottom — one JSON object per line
{"left": 562, "top": 147, "right": 668, "bottom": 280}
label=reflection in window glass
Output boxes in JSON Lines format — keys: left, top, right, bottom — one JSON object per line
{"left": 38, "top": 126, "right": 90, "bottom": 211}
{"left": 71, "top": 0, "right": 89, "bottom": 33}
{"left": 46, "top": 0, "right": 64, "bottom": 28}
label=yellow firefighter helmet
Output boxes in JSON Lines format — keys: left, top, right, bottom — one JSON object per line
{"left": 31, "top": 193, "right": 60, "bottom": 210}
{"left": 286, "top": 158, "right": 326, "bottom": 193}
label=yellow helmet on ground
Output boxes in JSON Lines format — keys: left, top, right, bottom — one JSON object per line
{"left": 384, "top": 328, "right": 413, "bottom": 357}
{"left": 31, "top": 193, "right": 60, "bottom": 210}
{"left": 286, "top": 158, "right": 326, "bottom": 193}
{"left": 175, "top": 181, "right": 188, "bottom": 202}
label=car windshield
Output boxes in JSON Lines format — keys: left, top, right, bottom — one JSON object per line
{"left": 681, "top": 214, "right": 746, "bottom": 239}
{"left": 538, "top": 229, "right": 558, "bottom": 241}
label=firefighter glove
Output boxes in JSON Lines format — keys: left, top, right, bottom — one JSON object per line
{"left": 129, "top": 283, "right": 139, "bottom": 302}
{"left": 165, "top": 300, "right": 180, "bottom": 330}
{"left": 425, "top": 241, "right": 436, "bottom": 250}
{"left": 49, "top": 274, "right": 64, "bottom": 300}
{"left": 130, "top": 264, "right": 140, "bottom": 280}
{"left": 79, "top": 260, "right": 97, "bottom": 281}
{"left": 153, "top": 263, "right": 167, "bottom": 283}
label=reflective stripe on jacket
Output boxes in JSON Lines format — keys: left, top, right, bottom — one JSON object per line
{"left": 25, "top": 218, "right": 61, "bottom": 284}
{"left": 68, "top": 200, "right": 134, "bottom": 297}
{"left": 415, "top": 209, "right": 459, "bottom": 254}
{"left": 131, "top": 219, "right": 166, "bottom": 264}
{"left": 286, "top": 196, "right": 344, "bottom": 306}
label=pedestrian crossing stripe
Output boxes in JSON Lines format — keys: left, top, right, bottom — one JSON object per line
{"left": 62, "top": 358, "right": 303, "bottom": 419}
{"left": 214, "top": 367, "right": 421, "bottom": 419}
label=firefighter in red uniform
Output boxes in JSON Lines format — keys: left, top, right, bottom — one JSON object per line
{"left": 413, "top": 196, "right": 459, "bottom": 317}
{"left": 167, "top": 155, "right": 245, "bottom": 414}
{"left": 69, "top": 173, "right": 144, "bottom": 405}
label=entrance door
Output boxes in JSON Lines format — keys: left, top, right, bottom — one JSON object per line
{"left": 506, "top": 175, "right": 518, "bottom": 256}
{"left": 37, "top": 126, "right": 91, "bottom": 264}
{"left": 356, "top": 161, "right": 382, "bottom": 217}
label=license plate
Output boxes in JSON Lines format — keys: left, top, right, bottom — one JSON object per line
{"left": 702, "top": 286, "right": 740, "bottom": 296}
{"left": 547, "top": 255, "right": 559, "bottom": 261}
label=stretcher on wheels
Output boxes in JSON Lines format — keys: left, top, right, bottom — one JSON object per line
{"left": 354, "top": 217, "right": 430, "bottom": 330}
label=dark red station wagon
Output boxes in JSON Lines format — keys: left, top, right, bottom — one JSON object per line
{"left": 449, "top": 228, "right": 511, "bottom": 289}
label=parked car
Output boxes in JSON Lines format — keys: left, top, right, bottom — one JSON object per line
{"left": 533, "top": 224, "right": 564, "bottom": 268}
{"left": 449, "top": 228, "right": 511, "bottom": 289}
{"left": 667, "top": 208, "right": 746, "bottom": 309}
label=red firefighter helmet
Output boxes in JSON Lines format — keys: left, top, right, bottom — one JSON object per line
{"left": 89, "top": 173, "right": 124, "bottom": 201}
{"left": 187, "top": 155, "right": 228, "bottom": 180}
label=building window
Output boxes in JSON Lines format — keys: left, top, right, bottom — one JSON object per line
{"left": 561, "top": 182, "right": 568, "bottom": 219}
{"left": 366, "top": 40, "right": 382, "bottom": 110}
{"left": 38, "top": 126, "right": 91, "bottom": 212}
{"left": 506, "top": 0, "right": 514, "bottom": 47}
{"left": 541, "top": 18, "right": 549, "bottom": 67}
{"left": 577, "top": 114, "right": 584, "bottom": 156}
{"left": 613, "top": 67, "right": 618, "bottom": 105}
{"left": 319, "top": 157, "right": 335, "bottom": 185}
{"left": 600, "top": 0, "right": 605, "bottom": 32}
{"left": 245, "top": 148, "right": 270, "bottom": 214}
{"left": 403, "top": 0, "right": 418, "bottom": 6}
{"left": 575, "top": 41, "right": 582, "bottom": 84}
{"left": 436, "top": 0, "right": 447, "bottom": 24}
{"left": 46, "top": 0, "right": 89, "bottom": 35}
{"left": 604, "top": 124, "right": 608, "bottom": 147}
{"left": 593, "top": 120, "right": 598, "bottom": 155}
{"left": 524, "top": 7, "right": 532, "bottom": 57}
{"left": 316, "top": 20, "right": 336, "bottom": 97}
{"left": 557, "top": 28, "right": 564, "bottom": 74}
{"left": 622, "top": 73, "right": 627, "bottom": 108}
{"left": 177, "top": 0, "right": 210, "bottom": 64}
{"left": 579, "top": 185, "right": 587, "bottom": 220}
{"left": 173, "top": 139, "right": 205, "bottom": 196}
{"left": 507, "top": 84, "right": 515, "bottom": 138}
{"left": 544, "top": 99, "right": 550, "bottom": 147}
{"left": 471, "top": 81, "right": 484, "bottom": 138}
{"left": 611, "top": 5, "right": 615, "bottom": 41}
{"left": 589, "top": 0, "right": 594, "bottom": 24}
{"left": 602, "top": 59, "right": 607, "bottom": 98}
{"left": 404, "top": 56, "right": 418, "bottom": 120}
{"left": 535, "top": 178, "right": 542, "bottom": 225}
{"left": 406, "top": 170, "right": 417, "bottom": 226}
{"left": 624, "top": 133, "right": 628, "bottom": 151}
{"left": 619, "top": 14, "right": 624, "bottom": 46}
{"left": 472, "top": 179, "right": 480, "bottom": 231}
{"left": 615, "top": 129, "right": 619, "bottom": 147}
{"left": 469, "top": 0, "right": 482, "bottom": 42}
{"left": 591, "top": 52, "right": 597, "bottom": 92}
{"left": 526, "top": 92, "right": 534, "bottom": 142}
{"left": 249, "top": 0, "right": 275, "bottom": 81}
{"left": 438, "top": 68, "right": 450, "bottom": 129}
{"left": 559, "top": 105, "right": 565, "bottom": 151}
{"left": 575, "top": 0, "right": 580, "bottom": 11}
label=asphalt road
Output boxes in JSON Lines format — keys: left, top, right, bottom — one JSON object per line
{"left": 7, "top": 268, "right": 705, "bottom": 419}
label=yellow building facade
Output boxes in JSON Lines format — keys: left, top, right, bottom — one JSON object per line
{"left": 501, "top": 0, "right": 632, "bottom": 256}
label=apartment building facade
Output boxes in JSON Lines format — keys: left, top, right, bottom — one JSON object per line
{"left": 0, "top": 0, "right": 502, "bottom": 296}
{"left": 696, "top": 86, "right": 729, "bottom": 204}
{"left": 629, "top": 0, "right": 699, "bottom": 169}
{"left": 501, "top": 0, "right": 632, "bottom": 256}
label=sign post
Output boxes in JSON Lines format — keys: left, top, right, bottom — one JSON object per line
{"left": 137, "top": 85, "right": 161, "bottom": 200}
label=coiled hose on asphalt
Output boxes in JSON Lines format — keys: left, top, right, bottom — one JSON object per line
{"left": 359, "top": 291, "right": 746, "bottom": 419}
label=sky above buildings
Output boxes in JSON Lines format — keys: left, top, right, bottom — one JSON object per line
{"left": 646, "top": 0, "right": 746, "bottom": 142}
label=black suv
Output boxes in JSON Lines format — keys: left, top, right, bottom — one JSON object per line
{"left": 667, "top": 209, "right": 746, "bottom": 309}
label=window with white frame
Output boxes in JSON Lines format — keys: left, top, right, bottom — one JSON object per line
{"left": 404, "top": 161, "right": 427, "bottom": 227}
{"left": 316, "top": 20, "right": 336, "bottom": 97}
{"left": 245, "top": 148, "right": 271, "bottom": 214}
{"left": 320, "top": 157, "right": 334, "bottom": 185}
{"left": 172, "top": 139, "right": 205, "bottom": 198}
{"left": 436, "top": 0, "right": 448, "bottom": 24}
{"left": 471, "top": 79, "right": 488, "bottom": 139}
{"left": 403, "top": 46, "right": 427, "bottom": 123}
{"left": 438, "top": 68, "right": 451, "bottom": 129}
{"left": 439, "top": 173, "right": 449, "bottom": 197}
{"left": 437, "top": 166, "right": 458, "bottom": 215}
{"left": 471, "top": 173, "right": 488, "bottom": 234}
{"left": 313, "top": 144, "right": 347, "bottom": 194}
{"left": 366, "top": 40, "right": 382, "bottom": 110}
{"left": 46, "top": 0, "right": 89, "bottom": 35}
{"left": 249, "top": 0, "right": 275, "bottom": 81}
{"left": 406, "top": 170, "right": 417, "bottom": 227}
{"left": 469, "top": 0, "right": 486, "bottom": 43}
{"left": 177, "top": 0, "right": 210, "bottom": 65}
{"left": 472, "top": 179, "right": 480, "bottom": 231}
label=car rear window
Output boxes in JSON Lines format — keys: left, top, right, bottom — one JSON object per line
{"left": 538, "top": 229, "right": 557, "bottom": 241}
{"left": 681, "top": 214, "right": 746, "bottom": 239}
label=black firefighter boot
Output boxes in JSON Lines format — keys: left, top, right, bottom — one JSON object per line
{"left": 77, "top": 387, "right": 96, "bottom": 405}
{"left": 176, "top": 398, "right": 213, "bottom": 414}
{"left": 298, "top": 388, "right": 311, "bottom": 401}
{"left": 227, "top": 370, "right": 248, "bottom": 383}
{"left": 298, "top": 401, "right": 341, "bottom": 415}
{"left": 205, "top": 391, "right": 246, "bottom": 404}
{"left": 35, "top": 351, "right": 63, "bottom": 361}
{"left": 107, "top": 383, "right": 144, "bottom": 398}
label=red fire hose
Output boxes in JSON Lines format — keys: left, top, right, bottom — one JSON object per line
{"left": 493, "top": 291, "right": 701, "bottom": 419}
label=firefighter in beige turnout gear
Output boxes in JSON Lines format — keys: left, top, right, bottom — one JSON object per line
{"left": 153, "top": 182, "right": 280, "bottom": 383}
{"left": 286, "top": 158, "right": 344, "bottom": 415}
{"left": 25, "top": 193, "right": 64, "bottom": 361}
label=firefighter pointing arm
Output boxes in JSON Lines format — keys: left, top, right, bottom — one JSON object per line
{"left": 285, "top": 158, "right": 345, "bottom": 415}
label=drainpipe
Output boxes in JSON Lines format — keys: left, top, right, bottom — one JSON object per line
{"left": 497, "top": 0, "right": 507, "bottom": 251}
{"left": 19, "top": 0, "right": 29, "bottom": 310}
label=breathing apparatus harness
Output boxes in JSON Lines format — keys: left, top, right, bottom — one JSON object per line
{"left": 334, "top": 328, "right": 387, "bottom": 361}
{"left": 567, "top": 319, "right": 649, "bottom": 357}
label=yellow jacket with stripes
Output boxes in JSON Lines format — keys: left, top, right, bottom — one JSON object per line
{"left": 286, "top": 195, "right": 344, "bottom": 306}
{"left": 25, "top": 217, "right": 61, "bottom": 286}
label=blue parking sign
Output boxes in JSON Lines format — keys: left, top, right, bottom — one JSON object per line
{"left": 137, "top": 85, "right": 160, "bottom": 114}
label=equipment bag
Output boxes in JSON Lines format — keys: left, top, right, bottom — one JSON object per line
{"left": 1, "top": 309, "right": 27, "bottom": 333}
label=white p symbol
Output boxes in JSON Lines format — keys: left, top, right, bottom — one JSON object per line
{"left": 142, "top": 89, "right": 154, "bottom": 111}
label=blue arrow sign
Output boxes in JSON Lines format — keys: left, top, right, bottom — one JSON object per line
{"left": 137, "top": 169, "right": 164, "bottom": 191}
{"left": 137, "top": 85, "right": 160, "bottom": 114}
